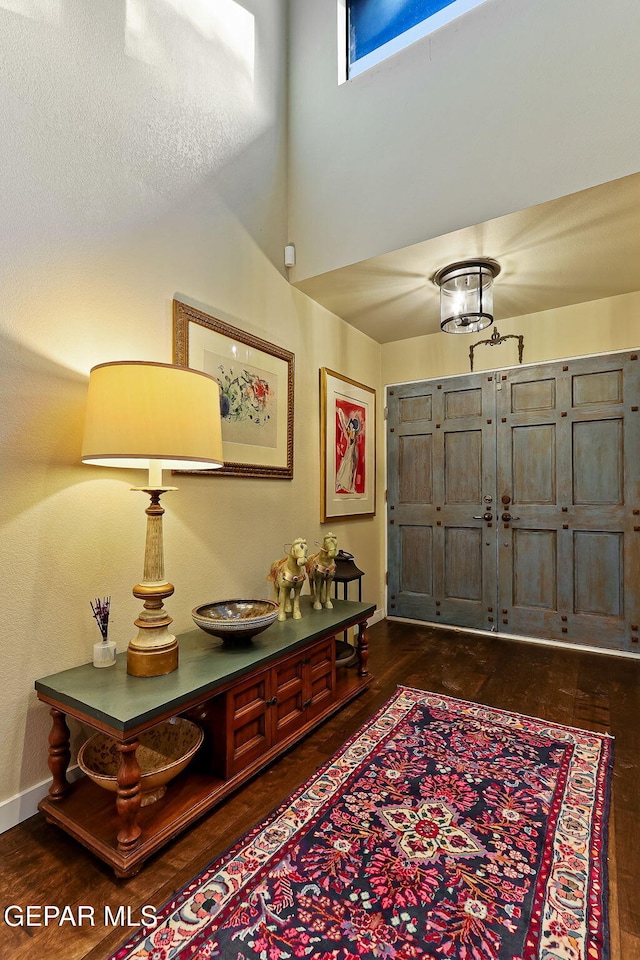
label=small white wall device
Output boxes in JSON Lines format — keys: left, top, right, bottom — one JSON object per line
{"left": 284, "top": 243, "right": 296, "bottom": 268}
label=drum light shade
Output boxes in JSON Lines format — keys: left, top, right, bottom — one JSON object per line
{"left": 434, "top": 259, "right": 501, "bottom": 334}
{"left": 81, "top": 360, "right": 223, "bottom": 472}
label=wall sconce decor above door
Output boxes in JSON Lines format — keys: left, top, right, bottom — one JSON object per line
{"left": 469, "top": 327, "right": 525, "bottom": 372}
{"left": 433, "top": 258, "right": 501, "bottom": 334}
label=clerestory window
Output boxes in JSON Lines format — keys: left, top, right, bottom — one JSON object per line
{"left": 346, "top": 0, "right": 490, "bottom": 78}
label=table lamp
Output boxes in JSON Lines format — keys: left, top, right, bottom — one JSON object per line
{"left": 81, "top": 361, "right": 224, "bottom": 677}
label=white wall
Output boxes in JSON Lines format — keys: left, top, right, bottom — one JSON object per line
{"left": 0, "top": 0, "right": 384, "bottom": 814}
{"left": 288, "top": 0, "right": 640, "bottom": 282}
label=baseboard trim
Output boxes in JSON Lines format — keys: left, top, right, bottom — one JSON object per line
{"left": 0, "top": 765, "right": 81, "bottom": 835}
{"left": 386, "top": 615, "right": 640, "bottom": 660}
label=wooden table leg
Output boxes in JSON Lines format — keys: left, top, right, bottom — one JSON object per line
{"left": 47, "top": 708, "right": 71, "bottom": 802}
{"left": 115, "top": 740, "right": 142, "bottom": 852}
{"left": 357, "top": 618, "right": 369, "bottom": 677}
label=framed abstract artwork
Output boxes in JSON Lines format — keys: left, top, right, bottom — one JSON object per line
{"left": 173, "top": 300, "right": 295, "bottom": 478}
{"left": 320, "top": 367, "right": 376, "bottom": 521}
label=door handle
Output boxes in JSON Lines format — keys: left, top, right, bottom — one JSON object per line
{"left": 501, "top": 513, "right": 520, "bottom": 522}
{"left": 473, "top": 513, "right": 493, "bottom": 521}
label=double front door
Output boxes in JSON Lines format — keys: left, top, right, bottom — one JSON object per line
{"left": 386, "top": 351, "right": 640, "bottom": 653}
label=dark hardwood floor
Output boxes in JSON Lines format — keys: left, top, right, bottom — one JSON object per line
{"left": 2, "top": 619, "right": 639, "bottom": 959}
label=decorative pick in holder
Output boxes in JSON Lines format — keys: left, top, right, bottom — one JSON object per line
{"left": 91, "top": 596, "right": 117, "bottom": 667}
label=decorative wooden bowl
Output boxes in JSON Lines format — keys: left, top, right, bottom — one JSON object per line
{"left": 77, "top": 718, "right": 203, "bottom": 806}
{"left": 192, "top": 599, "right": 279, "bottom": 643}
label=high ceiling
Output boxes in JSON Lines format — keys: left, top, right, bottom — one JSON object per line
{"left": 294, "top": 172, "right": 640, "bottom": 344}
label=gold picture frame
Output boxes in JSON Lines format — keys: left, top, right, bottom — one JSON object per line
{"left": 320, "top": 367, "right": 376, "bottom": 521}
{"left": 173, "top": 300, "right": 295, "bottom": 478}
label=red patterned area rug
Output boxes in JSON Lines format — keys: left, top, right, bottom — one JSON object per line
{"left": 111, "top": 687, "right": 613, "bottom": 960}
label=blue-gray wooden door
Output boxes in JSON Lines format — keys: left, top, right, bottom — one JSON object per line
{"left": 387, "top": 351, "right": 640, "bottom": 653}
{"left": 387, "top": 372, "right": 498, "bottom": 631}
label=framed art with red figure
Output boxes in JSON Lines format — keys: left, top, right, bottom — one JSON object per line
{"left": 320, "top": 367, "right": 376, "bottom": 521}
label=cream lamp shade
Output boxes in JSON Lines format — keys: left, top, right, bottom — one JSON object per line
{"left": 81, "top": 360, "right": 223, "bottom": 678}
{"left": 81, "top": 360, "right": 223, "bottom": 473}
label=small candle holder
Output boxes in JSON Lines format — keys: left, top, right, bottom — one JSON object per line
{"left": 91, "top": 597, "right": 116, "bottom": 667}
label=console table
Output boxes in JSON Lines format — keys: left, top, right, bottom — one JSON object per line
{"left": 35, "top": 597, "right": 374, "bottom": 877}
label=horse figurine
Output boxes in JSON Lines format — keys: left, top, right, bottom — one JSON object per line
{"left": 306, "top": 532, "right": 338, "bottom": 610}
{"left": 268, "top": 538, "right": 309, "bottom": 621}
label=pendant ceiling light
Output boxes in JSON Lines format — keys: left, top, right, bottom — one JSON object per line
{"left": 434, "top": 259, "right": 501, "bottom": 334}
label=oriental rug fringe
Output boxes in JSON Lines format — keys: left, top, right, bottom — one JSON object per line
{"left": 111, "top": 686, "right": 613, "bottom": 960}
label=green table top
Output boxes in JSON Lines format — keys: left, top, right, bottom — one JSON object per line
{"left": 35, "top": 597, "right": 375, "bottom": 734}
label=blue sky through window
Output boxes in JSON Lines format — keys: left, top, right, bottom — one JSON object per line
{"left": 350, "top": 0, "right": 457, "bottom": 62}
{"left": 346, "top": 0, "right": 489, "bottom": 77}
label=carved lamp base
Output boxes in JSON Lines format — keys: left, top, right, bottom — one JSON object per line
{"left": 127, "top": 486, "right": 179, "bottom": 678}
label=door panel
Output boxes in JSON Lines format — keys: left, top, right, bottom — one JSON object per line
{"left": 387, "top": 350, "right": 640, "bottom": 653}
{"left": 572, "top": 419, "right": 623, "bottom": 503}
{"left": 444, "top": 527, "right": 483, "bottom": 600}
{"left": 573, "top": 531, "right": 623, "bottom": 617}
{"left": 388, "top": 373, "right": 497, "bottom": 630}
{"left": 445, "top": 430, "right": 482, "bottom": 502}
{"left": 400, "top": 394, "right": 432, "bottom": 421}
{"left": 572, "top": 369, "right": 623, "bottom": 405}
{"left": 496, "top": 353, "right": 639, "bottom": 649}
{"left": 399, "top": 434, "right": 433, "bottom": 502}
{"left": 512, "top": 529, "right": 557, "bottom": 609}
{"left": 512, "top": 424, "right": 556, "bottom": 504}
{"left": 401, "top": 526, "right": 433, "bottom": 595}
{"left": 445, "top": 386, "right": 483, "bottom": 419}
{"left": 510, "top": 377, "right": 556, "bottom": 412}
